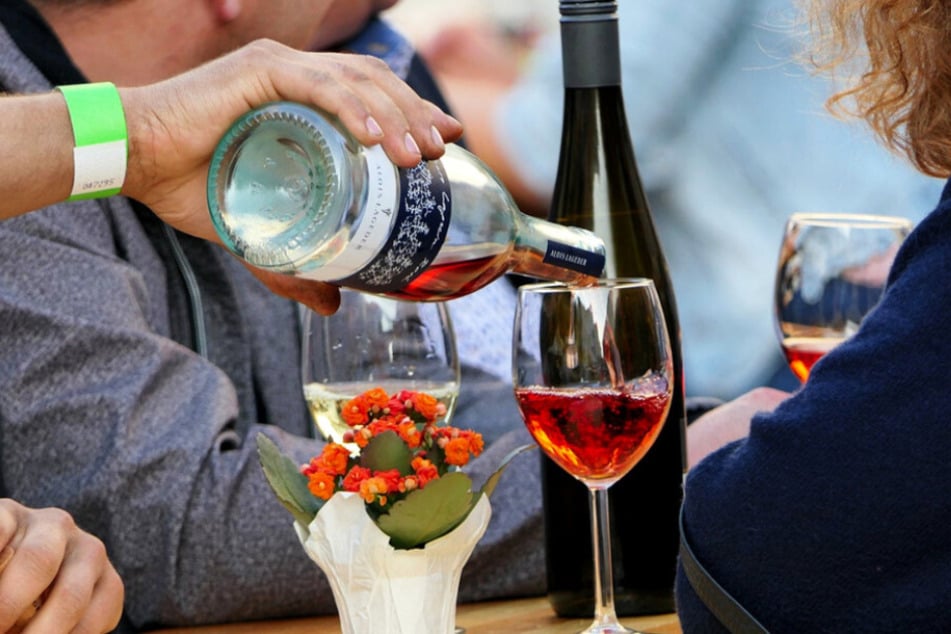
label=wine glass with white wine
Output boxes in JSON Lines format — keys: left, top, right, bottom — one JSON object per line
{"left": 301, "top": 289, "right": 461, "bottom": 446}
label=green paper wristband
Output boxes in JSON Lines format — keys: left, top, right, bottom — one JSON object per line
{"left": 57, "top": 82, "right": 128, "bottom": 201}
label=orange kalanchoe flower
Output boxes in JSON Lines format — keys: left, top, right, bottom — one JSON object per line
{"left": 444, "top": 437, "right": 473, "bottom": 466}
{"left": 367, "top": 417, "right": 400, "bottom": 438}
{"left": 353, "top": 427, "right": 374, "bottom": 449}
{"left": 363, "top": 387, "right": 391, "bottom": 412}
{"left": 306, "top": 470, "right": 336, "bottom": 501}
{"left": 412, "top": 456, "right": 439, "bottom": 488}
{"left": 467, "top": 432, "right": 485, "bottom": 457}
{"left": 359, "top": 476, "right": 391, "bottom": 506}
{"left": 399, "top": 475, "right": 419, "bottom": 493}
{"left": 341, "top": 401, "right": 370, "bottom": 427}
{"left": 299, "top": 387, "right": 484, "bottom": 514}
{"left": 409, "top": 391, "right": 441, "bottom": 420}
{"left": 376, "top": 469, "right": 402, "bottom": 493}
{"left": 396, "top": 419, "right": 422, "bottom": 449}
{"left": 318, "top": 443, "right": 351, "bottom": 475}
{"left": 340, "top": 386, "right": 392, "bottom": 427}
{"left": 342, "top": 465, "right": 372, "bottom": 492}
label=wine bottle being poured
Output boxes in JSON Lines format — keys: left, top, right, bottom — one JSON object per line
{"left": 206, "top": 102, "right": 605, "bottom": 301}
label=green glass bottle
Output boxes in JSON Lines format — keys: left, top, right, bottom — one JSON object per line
{"left": 542, "top": 0, "right": 688, "bottom": 616}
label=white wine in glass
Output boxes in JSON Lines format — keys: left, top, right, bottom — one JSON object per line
{"left": 301, "top": 289, "right": 460, "bottom": 445}
{"left": 303, "top": 380, "right": 460, "bottom": 445}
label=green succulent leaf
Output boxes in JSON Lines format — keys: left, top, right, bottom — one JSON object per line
{"left": 360, "top": 430, "right": 414, "bottom": 475}
{"left": 376, "top": 472, "right": 475, "bottom": 549}
{"left": 480, "top": 443, "right": 537, "bottom": 498}
{"left": 374, "top": 443, "right": 537, "bottom": 549}
{"left": 256, "top": 433, "right": 322, "bottom": 527}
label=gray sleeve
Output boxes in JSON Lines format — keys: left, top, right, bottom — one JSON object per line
{"left": 0, "top": 202, "right": 543, "bottom": 627}
{"left": 0, "top": 203, "right": 335, "bottom": 625}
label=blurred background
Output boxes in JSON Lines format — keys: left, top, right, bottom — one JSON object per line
{"left": 385, "top": 0, "right": 555, "bottom": 43}
{"left": 380, "top": 0, "right": 944, "bottom": 402}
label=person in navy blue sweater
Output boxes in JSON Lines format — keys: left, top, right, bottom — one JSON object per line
{"left": 677, "top": 0, "right": 951, "bottom": 630}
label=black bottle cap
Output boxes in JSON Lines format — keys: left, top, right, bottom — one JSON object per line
{"left": 559, "top": 0, "right": 620, "bottom": 86}
{"left": 559, "top": 0, "right": 617, "bottom": 18}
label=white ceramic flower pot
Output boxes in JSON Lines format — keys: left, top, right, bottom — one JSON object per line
{"left": 294, "top": 491, "right": 492, "bottom": 634}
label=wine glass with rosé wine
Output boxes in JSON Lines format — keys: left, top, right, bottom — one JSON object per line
{"left": 774, "top": 212, "right": 912, "bottom": 383}
{"left": 512, "top": 279, "right": 673, "bottom": 634}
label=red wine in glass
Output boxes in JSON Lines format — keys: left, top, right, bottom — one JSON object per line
{"left": 779, "top": 336, "right": 844, "bottom": 382}
{"left": 773, "top": 212, "right": 912, "bottom": 383}
{"left": 513, "top": 278, "right": 673, "bottom": 634}
{"left": 514, "top": 386, "right": 670, "bottom": 484}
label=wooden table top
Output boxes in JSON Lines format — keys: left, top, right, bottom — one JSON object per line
{"left": 150, "top": 596, "right": 681, "bottom": 633}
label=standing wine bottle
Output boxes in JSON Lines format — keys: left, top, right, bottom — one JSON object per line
{"left": 206, "top": 102, "right": 605, "bottom": 301}
{"left": 542, "top": 0, "right": 688, "bottom": 616}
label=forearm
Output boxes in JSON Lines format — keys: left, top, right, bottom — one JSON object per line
{"left": 0, "top": 92, "right": 74, "bottom": 218}
{"left": 686, "top": 387, "right": 790, "bottom": 469}
{"left": 1, "top": 41, "right": 463, "bottom": 235}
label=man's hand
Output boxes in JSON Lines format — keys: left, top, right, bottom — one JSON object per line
{"left": 118, "top": 39, "right": 462, "bottom": 313}
{"left": 0, "top": 499, "right": 124, "bottom": 633}
{"left": 122, "top": 39, "right": 461, "bottom": 241}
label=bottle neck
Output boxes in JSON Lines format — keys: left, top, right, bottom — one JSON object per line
{"left": 511, "top": 213, "right": 606, "bottom": 285}
{"left": 560, "top": 2, "right": 621, "bottom": 88}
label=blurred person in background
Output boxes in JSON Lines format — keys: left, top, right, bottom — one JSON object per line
{"left": 1, "top": 36, "right": 452, "bottom": 630}
{"left": 419, "top": 0, "right": 944, "bottom": 400}
{"left": 0, "top": 0, "right": 545, "bottom": 630}
{"left": 676, "top": 0, "right": 951, "bottom": 626}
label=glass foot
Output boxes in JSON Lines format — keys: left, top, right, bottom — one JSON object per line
{"left": 578, "top": 618, "right": 640, "bottom": 634}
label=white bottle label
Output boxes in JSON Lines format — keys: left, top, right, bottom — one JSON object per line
{"left": 298, "top": 144, "right": 398, "bottom": 281}
{"left": 335, "top": 150, "right": 451, "bottom": 294}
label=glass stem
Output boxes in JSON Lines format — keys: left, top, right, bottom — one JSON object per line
{"left": 590, "top": 486, "right": 620, "bottom": 627}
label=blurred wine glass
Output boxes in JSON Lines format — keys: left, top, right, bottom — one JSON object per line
{"left": 774, "top": 212, "right": 912, "bottom": 382}
{"left": 513, "top": 279, "right": 673, "bottom": 634}
{"left": 301, "top": 289, "right": 460, "bottom": 445}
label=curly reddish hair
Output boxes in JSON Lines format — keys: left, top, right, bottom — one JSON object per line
{"left": 803, "top": 0, "right": 951, "bottom": 176}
